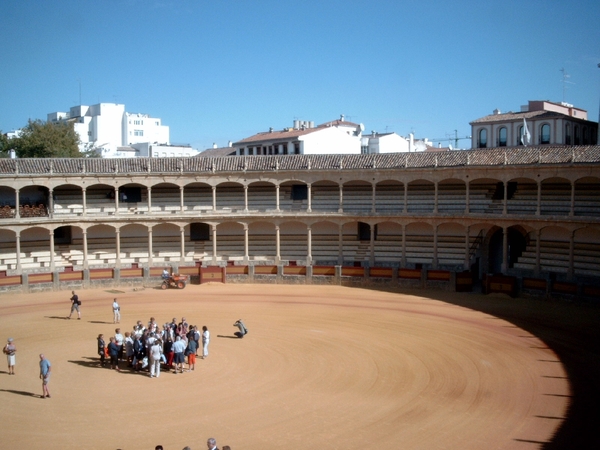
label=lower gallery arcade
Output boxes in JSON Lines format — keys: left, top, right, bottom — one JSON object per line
{"left": 0, "top": 147, "right": 599, "bottom": 294}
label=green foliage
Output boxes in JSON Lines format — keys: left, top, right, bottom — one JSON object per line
{"left": 9, "top": 119, "right": 81, "bottom": 158}
{"left": 0, "top": 131, "right": 10, "bottom": 157}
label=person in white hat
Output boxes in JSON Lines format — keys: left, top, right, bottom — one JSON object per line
{"left": 3, "top": 338, "right": 16, "bottom": 375}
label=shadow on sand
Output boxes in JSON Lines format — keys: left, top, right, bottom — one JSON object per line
{"left": 363, "top": 284, "right": 600, "bottom": 449}
{"left": 0, "top": 388, "right": 41, "bottom": 398}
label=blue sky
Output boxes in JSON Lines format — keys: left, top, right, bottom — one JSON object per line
{"left": 1, "top": 0, "right": 599, "bottom": 150}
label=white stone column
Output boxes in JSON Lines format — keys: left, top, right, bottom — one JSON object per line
{"left": 403, "top": 183, "right": 408, "bottom": 213}
{"left": 434, "top": 182, "right": 439, "bottom": 214}
{"left": 465, "top": 181, "right": 470, "bottom": 214}
{"left": 244, "top": 185, "right": 248, "bottom": 212}
{"left": 535, "top": 229, "right": 541, "bottom": 275}
{"left": 244, "top": 224, "right": 249, "bottom": 262}
{"left": 212, "top": 186, "right": 217, "bottom": 211}
{"left": 501, "top": 227, "right": 508, "bottom": 273}
{"left": 116, "top": 229, "right": 121, "bottom": 268}
{"left": 401, "top": 223, "right": 406, "bottom": 267}
{"left": 433, "top": 224, "right": 438, "bottom": 269}
{"left": 147, "top": 186, "right": 152, "bottom": 214}
{"left": 83, "top": 229, "right": 89, "bottom": 270}
{"left": 369, "top": 223, "right": 375, "bottom": 266}
{"left": 48, "top": 188, "right": 54, "bottom": 219}
{"left": 179, "top": 186, "right": 184, "bottom": 213}
{"left": 275, "top": 225, "right": 281, "bottom": 263}
{"left": 371, "top": 184, "right": 376, "bottom": 213}
{"left": 212, "top": 225, "right": 217, "bottom": 262}
{"left": 15, "top": 189, "right": 20, "bottom": 219}
{"left": 180, "top": 227, "right": 186, "bottom": 264}
{"left": 114, "top": 187, "right": 120, "bottom": 216}
{"left": 49, "top": 229, "right": 55, "bottom": 272}
{"left": 338, "top": 223, "right": 343, "bottom": 265}
{"left": 16, "top": 232, "right": 21, "bottom": 273}
{"left": 82, "top": 188, "right": 87, "bottom": 217}
{"left": 338, "top": 185, "right": 343, "bottom": 213}
{"left": 569, "top": 181, "right": 575, "bottom": 216}
{"left": 307, "top": 183, "right": 312, "bottom": 212}
{"left": 536, "top": 181, "right": 541, "bottom": 216}
{"left": 307, "top": 226, "right": 312, "bottom": 265}
{"left": 464, "top": 226, "right": 470, "bottom": 270}
{"left": 276, "top": 184, "right": 280, "bottom": 212}
{"left": 148, "top": 227, "right": 153, "bottom": 265}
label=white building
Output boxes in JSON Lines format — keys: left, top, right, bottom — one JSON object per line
{"left": 360, "top": 132, "right": 433, "bottom": 153}
{"left": 470, "top": 100, "right": 598, "bottom": 149}
{"left": 233, "top": 116, "right": 363, "bottom": 156}
{"left": 47, "top": 103, "right": 196, "bottom": 158}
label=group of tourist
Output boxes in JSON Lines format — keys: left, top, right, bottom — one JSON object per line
{"left": 97, "top": 314, "right": 211, "bottom": 377}
{"left": 156, "top": 437, "right": 229, "bottom": 450}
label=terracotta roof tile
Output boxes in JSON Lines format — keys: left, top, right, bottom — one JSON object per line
{"left": 1, "top": 145, "right": 599, "bottom": 176}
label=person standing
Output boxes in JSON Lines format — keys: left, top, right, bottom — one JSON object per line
{"left": 202, "top": 326, "right": 210, "bottom": 359}
{"left": 39, "top": 354, "right": 51, "bottom": 398}
{"left": 97, "top": 334, "right": 106, "bottom": 367}
{"left": 68, "top": 291, "right": 81, "bottom": 319}
{"left": 233, "top": 319, "right": 248, "bottom": 338}
{"left": 3, "top": 338, "right": 16, "bottom": 375}
{"left": 114, "top": 328, "right": 124, "bottom": 361}
{"left": 149, "top": 338, "right": 163, "bottom": 378}
{"left": 124, "top": 331, "right": 134, "bottom": 367}
{"left": 172, "top": 336, "right": 186, "bottom": 374}
{"left": 112, "top": 298, "right": 120, "bottom": 324}
{"left": 207, "top": 437, "right": 219, "bottom": 450}
{"left": 107, "top": 337, "right": 120, "bottom": 371}
{"left": 185, "top": 336, "right": 197, "bottom": 372}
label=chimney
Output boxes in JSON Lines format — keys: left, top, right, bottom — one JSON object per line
{"left": 213, "top": 143, "right": 217, "bottom": 149}
{"left": 340, "top": 114, "right": 345, "bottom": 122}
{"left": 228, "top": 141, "right": 232, "bottom": 147}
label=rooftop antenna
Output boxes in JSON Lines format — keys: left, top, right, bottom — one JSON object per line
{"left": 560, "top": 68, "right": 574, "bottom": 103}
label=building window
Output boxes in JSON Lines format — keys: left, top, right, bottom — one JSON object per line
{"left": 134, "top": 120, "right": 142, "bottom": 125}
{"left": 574, "top": 125, "right": 580, "bottom": 145}
{"left": 517, "top": 126, "right": 523, "bottom": 145}
{"left": 582, "top": 126, "right": 588, "bottom": 145}
{"left": 294, "top": 142, "right": 300, "bottom": 154}
{"left": 540, "top": 124, "right": 550, "bottom": 144}
{"left": 498, "top": 127, "right": 507, "bottom": 147}
{"left": 134, "top": 130, "right": 144, "bottom": 136}
{"left": 478, "top": 129, "right": 487, "bottom": 148}
{"left": 565, "top": 124, "right": 571, "bottom": 145}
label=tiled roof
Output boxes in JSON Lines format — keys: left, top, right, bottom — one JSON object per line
{"left": 0, "top": 146, "right": 598, "bottom": 176}
{"left": 197, "top": 147, "right": 236, "bottom": 158}
{"left": 470, "top": 110, "right": 568, "bottom": 124}
{"left": 234, "top": 127, "right": 318, "bottom": 145}
{"left": 234, "top": 119, "right": 361, "bottom": 145}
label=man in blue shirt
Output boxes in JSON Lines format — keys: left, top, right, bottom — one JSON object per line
{"left": 39, "top": 354, "right": 51, "bottom": 398}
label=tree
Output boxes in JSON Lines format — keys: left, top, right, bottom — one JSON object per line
{"left": 10, "top": 119, "right": 81, "bottom": 158}
{"left": 0, "top": 131, "right": 10, "bottom": 157}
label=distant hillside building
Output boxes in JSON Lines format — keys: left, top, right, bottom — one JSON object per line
{"left": 470, "top": 100, "right": 598, "bottom": 149}
{"left": 233, "top": 116, "right": 363, "bottom": 156}
{"left": 47, "top": 103, "right": 199, "bottom": 158}
{"left": 233, "top": 116, "right": 435, "bottom": 156}
{"left": 361, "top": 131, "right": 434, "bottom": 153}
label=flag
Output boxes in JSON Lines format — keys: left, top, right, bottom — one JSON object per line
{"left": 521, "top": 118, "right": 531, "bottom": 146}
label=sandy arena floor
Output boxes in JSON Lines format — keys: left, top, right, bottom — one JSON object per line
{"left": 0, "top": 283, "right": 598, "bottom": 450}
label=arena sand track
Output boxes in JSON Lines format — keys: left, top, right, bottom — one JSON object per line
{"left": 0, "top": 284, "right": 598, "bottom": 449}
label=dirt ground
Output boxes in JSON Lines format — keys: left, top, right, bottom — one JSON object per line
{"left": 0, "top": 283, "right": 598, "bottom": 450}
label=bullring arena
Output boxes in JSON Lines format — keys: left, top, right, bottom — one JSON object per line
{"left": 0, "top": 147, "right": 599, "bottom": 448}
